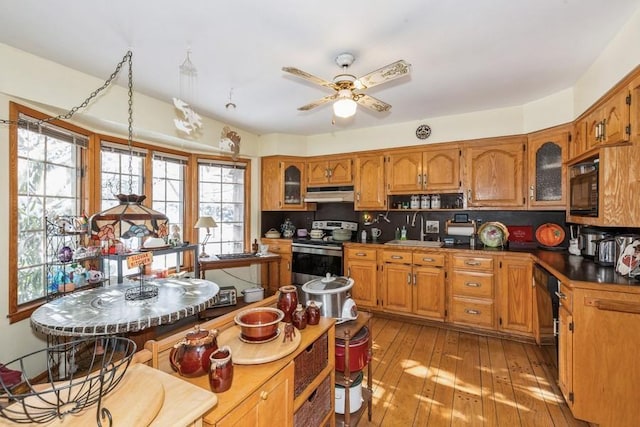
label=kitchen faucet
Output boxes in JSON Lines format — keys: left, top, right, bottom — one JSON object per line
{"left": 410, "top": 212, "right": 426, "bottom": 241}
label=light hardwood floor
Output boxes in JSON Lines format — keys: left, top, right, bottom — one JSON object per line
{"left": 353, "top": 317, "right": 587, "bottom": 427}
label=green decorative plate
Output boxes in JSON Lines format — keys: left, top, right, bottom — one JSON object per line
{"left": 478, "top": 222, "right": 509, "bottom": 247}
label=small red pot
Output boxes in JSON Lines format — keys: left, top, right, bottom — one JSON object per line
{"left": 335, "top": 326, "right": 370, "bottom": 372}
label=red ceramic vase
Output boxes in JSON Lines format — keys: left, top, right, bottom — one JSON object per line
{"left": 277, "top": 285, "right": 298, "bottom": 323}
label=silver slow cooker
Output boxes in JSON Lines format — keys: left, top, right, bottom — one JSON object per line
{"left": 300, "top": 274, "right": 357, "bottom": 324}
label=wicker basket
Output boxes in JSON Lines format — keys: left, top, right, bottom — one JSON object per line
{"left": 293, "top": 332, "right": 328, "bottom": 397}
{"left": 293, "top": 374, "right": 332, "bottom": 427}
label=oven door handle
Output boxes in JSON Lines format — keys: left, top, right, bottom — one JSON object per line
{"left": 292, "top": 243, "right": 343, "bottom": 257}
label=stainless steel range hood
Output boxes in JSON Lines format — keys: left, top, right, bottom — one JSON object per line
{"left": 303, "top": 186, "right": 355, "bottom": 203}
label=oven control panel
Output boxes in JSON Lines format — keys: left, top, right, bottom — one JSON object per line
{"left": 312, "top": 220, "right": 358, "bottom": 231}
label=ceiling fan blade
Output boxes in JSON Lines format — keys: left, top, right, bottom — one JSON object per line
{"left": 355, "top": 94, "right": 392, "bottom": 113}
{"left": 282, "top": 67, "right": 336, "bottom": 89}
{"left": 355, "top": 60, "right": 411, "bottom": 89}
{"left": 298, "top": 94, "right": 337, "bottom": 111}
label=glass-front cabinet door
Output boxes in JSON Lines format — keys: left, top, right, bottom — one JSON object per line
{"left": 282, "top": 161, "right": 305, "bottom": 209}
{"left": 527, "top": 126, "right": 570, "bottom": 209}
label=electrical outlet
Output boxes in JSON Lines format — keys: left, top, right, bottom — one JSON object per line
{"left": 426, "top": 220, "right": 439, "bottom": 233}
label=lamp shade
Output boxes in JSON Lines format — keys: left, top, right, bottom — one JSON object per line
{"left": 89, "top": 194, "right": 169, "bottom": 241}
{"left": 194, "top": 216, "right": 217, "bottom": 229}
{"left": 333, "top": 97, "right": 357, "bottom": 118}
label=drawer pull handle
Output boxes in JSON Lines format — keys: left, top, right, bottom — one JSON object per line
{"left": 391, "top": 255, "right": 404, "bottom": 260}
{"left": 422, "top": 257, "right": 434, "bottom": 262}
{"left": 356, "top": 252, "right": 367, "bottom": 256}
{"left": 407, "top": 273, "right": 411, "bottom": 284}
{"left": 305, "top": 342, "right": 315, "bottom": 352}
{"left": 260, "top": 391, "right": 269, "bottom": 400}
{"left": 464, "top": 260, "right": 481, "bottom": 266}
{"left": 464, "top": 309, "right": 481, "bottom": 315}
{"left": 465, "top": 282, "right": 481, "bottom": 288}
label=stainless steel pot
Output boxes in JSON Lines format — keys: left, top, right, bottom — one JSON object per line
{"left": 578, "top": 228, "right": 607, "bottom": 257}
{"left": 594, "top": 237, "right": 616, "bottom": 266}
{"left": 300, "top": 275, "right": 357, "bottom": 323}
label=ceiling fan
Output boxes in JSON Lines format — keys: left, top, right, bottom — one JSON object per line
{"left": 282, "top": 53, "right": 411, "bottom": 118}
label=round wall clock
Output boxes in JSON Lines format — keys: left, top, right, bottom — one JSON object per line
{"left": 416, "top": 124, "right": 431, "bottom": 140}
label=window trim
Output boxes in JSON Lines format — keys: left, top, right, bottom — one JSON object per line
{"left": 8, "top": 102, "right": 93, "bottom": 323}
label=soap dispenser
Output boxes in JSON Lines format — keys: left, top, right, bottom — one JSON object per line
{"left": 401, "top": 226, "right": 407, "bottom": 240}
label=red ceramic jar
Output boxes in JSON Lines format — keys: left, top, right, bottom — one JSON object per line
{"left": 277, "top": 285, "right": 299, "bottom": 323}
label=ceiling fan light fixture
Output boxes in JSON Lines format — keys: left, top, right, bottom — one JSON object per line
{"left": 333, "top": 89, "right": 357, "bottom": 118}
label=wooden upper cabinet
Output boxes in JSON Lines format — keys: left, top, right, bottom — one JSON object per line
{"left": 386, "top": 145, "right": 460, "bottom": 194}
{"left": 306, "top": 156, "right": 353, "bottom": 186}
{"left": 463, "top": 137, "right": 527, "bottom": 208}
{"left": 354, "top": 154, "right": 386, "bottom": 210}
{"left": 261, "top": 157, "right": 308, "bottom": 211}
{"left": 570, "top": 119, "right": 588, "bottom": 160}
{"left": 527, "top": 125, "right": 570, "bottom": 209}
{"left": 629, "top": 74, "right": 640, "bottom": 143}
{"left": 584, "top": 88, "right": 630, "bottom": 150}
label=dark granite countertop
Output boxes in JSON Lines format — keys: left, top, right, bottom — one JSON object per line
{"left": 345, "top": 241, "right": 640, "bottom": 289}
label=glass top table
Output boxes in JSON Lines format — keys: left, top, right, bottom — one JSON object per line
{"left": 30, "top": 278, "right": 220, "bottom": 337}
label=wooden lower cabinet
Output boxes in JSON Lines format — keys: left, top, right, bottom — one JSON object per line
{"left": 568, "top": 287, "right": 640, "bottom": 426}
{"left": 381, "top": 249, "right": 446, "bottom": 321}
{"left": 261, "top": 238, "right": 292, "bottom": 289}
{"left": 345, "top": 247, "right": 378, "bottom": 309}
{"left": 497, "top": 256, "right": 533, "bottom": 335}
{"left": 217, "top": 362, "right": 294, "bottom": 427}
{"left": 449, "top": 254, "right": 496, "bottom": 330}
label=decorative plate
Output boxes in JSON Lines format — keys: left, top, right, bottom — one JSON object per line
{"left": 416, "top": 124, "right": 431, "bottom": 140}
{"left": 535, "top": 223, "right": 565, "bottom": 247}
{"left": 478, "top": 222, "right": 509, "bottom": 247}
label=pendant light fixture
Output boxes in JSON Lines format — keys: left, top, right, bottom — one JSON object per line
{"left": 89, "top": 52, "right": 169, "bottom": 246}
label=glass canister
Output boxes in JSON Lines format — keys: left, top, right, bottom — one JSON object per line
{"left": 431, "top": 194, "right": 441, "bottom": 209}
{"left": 421, "top": 194, "right": 431, "bottom": 209}
{"left": 410, "top": 195, "right": 420, "bottom": 209}
{"left": 208, "top": 346, "right": 233, "bottom": 393}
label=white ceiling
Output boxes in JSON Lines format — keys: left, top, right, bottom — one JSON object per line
{"left": 0, "top": 1, "right": 639, "bottom": 136}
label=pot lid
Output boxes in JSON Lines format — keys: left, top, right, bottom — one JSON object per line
{"left": 302, "top": 275, "right": 354, "bottom": 294}
{"left": 336, "top": 325, "right": 369, "bottom": 346}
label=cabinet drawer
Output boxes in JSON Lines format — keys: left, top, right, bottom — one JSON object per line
{"left": 412, "top": 252, "right": 445, "bottom": 267}
{"left": 293, "top": 373, "right": 332, "bottom": 427}
{"left": 346, "top": 247, "right": 377, "bottom": 261}
{"left": 451, "top": 270, "right": 494, "bottom": 298}
{"left": 382, "top": 250, "right": 412, "bottom": 264}
{"left": 293, "top": 332, "right": 328, "bottom": 398}
{"left": 452, "top": 255, "right": 494, "bottom": 271}
{"left": 261, "top": 238, "right": 292, "bottom": 254}
{"left": 450, "top": 297, "right": 494, "bottom": 328}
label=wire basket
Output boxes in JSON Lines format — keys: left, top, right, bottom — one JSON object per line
{"left": 0, "top": 337, "right": 136, "bottom": 425}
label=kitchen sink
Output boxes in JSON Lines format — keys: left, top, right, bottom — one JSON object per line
{"left": 384, "top": 240, "right": 444, "bottom": 248}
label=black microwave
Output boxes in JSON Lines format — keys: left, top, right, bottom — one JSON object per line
{"left": 569, "top": 167, "right": 598, "bottom": 216}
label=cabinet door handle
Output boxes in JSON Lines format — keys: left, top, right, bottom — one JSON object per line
{"left": 467, "top": 188, "right": 472, "bottom": 201}
{"left": 407, "top": 273, "right": 411, "bottom": 284}
{"left": 555, "top": 291, "right": 567, "bottom": 300}
{"left": 356, "top": 192, "right": 361, "bottom": 202}
{"left": 413, "top": 273, "right": 417, "bottom": 285}
{"left": 601, "top": 120, "right": 606, "bottom": 141}
{"left": 464, "top": 309, "right": 481, "bottom": 315}
{"left": 347, "top": 267, "right": 351, "bottom": 277}
{"left": 422, "top": 257, "right": 434, "bottom": 262}
{"left": 465, "top": 282, "right": 481, "bottom": 287}
{"left": 417, "top": 174, "right": 422, "bottom": 185}
{"left": 356, "top": 252, "right": 367, "bottom": 257}
{"left": 260, "top": 391, "right": 269, "bottom": 400}
{"left": 464, "top": 260, "right": 481, "bottom": 266}
{"left": 529, "top": 185, "right": 534, "bottom": 200}
{"left": 391, "top": 255, "right": 404, "bottom": 260}
{"left": 423, "top": 174, "right": 427, "bottom": 188}
{"left": 287, "top": 261, "right": 290, "bottom": 271}
{"left": 328, "top": 168, "right": 333, "bottom": 177}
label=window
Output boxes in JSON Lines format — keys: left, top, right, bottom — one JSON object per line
{"left": 198, "top": 159, "right": 248, "bottom": 255}
{"left": 12, "top": 112, "right": 87, "bottom": 310}
{"left": 100, "top": 141, "right": 146, "bottom": 210}
{"left": 152, "top": 152, "right": 187, "bottom": 269}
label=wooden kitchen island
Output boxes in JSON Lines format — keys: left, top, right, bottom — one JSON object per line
{"left": 142, "top": 295, "right": 336, "bottom": 427}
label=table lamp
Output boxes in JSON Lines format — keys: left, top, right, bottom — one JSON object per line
{"left": 194, "top": 216, "right": 217, "bottom": 258}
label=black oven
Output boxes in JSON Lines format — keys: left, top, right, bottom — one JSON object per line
{"left": 292, "top": 243, "right": 343, "bottom": 285}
